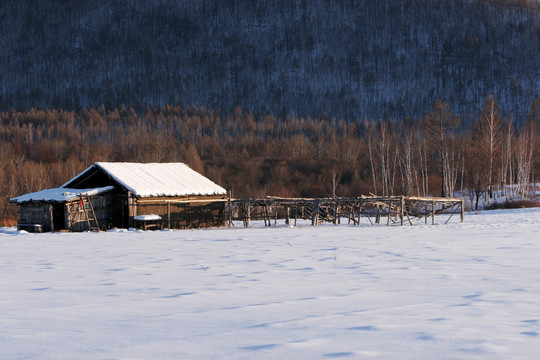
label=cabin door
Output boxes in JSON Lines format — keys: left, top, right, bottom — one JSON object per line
{"left": 112, "top": 198, "right": 129, "bottom": 229}
{"left": 52, "top": 204, "right": 66, "bottom": 231}
{"left": 120, "top": 200, "right": 129, "bottom": 228}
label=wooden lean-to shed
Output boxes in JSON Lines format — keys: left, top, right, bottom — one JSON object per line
{"left": 10, "top": 162, "right": 228, "bottom": 232}
{"left": 10, "top": 186, "right": 115, "bottom": 232}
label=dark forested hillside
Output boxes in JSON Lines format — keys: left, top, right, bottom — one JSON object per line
{"left": 1, "top": 0, "right": 539, "bottom": 121}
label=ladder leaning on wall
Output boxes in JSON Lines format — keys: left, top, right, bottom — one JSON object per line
{"left": 79, "top": 195, "right": 100, "bottom": 232}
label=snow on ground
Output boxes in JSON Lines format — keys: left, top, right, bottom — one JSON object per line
{"left": 1, "top": 209, "right": 540, "bottom": 359}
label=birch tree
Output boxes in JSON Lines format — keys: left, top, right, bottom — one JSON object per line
{"left": 477, "top": 95, "right": 503, "bottom": 200}
{"left": 515, "top": 124, "right": 535, "bottom": 198}
{"left": 500, "top": 115, "right": 515, "bottom": 198}
{"left": 399, "top": 124, "right": 419, "bottom": 196}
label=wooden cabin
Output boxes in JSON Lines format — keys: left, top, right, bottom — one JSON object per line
{"left": 10, "top": 162, "right": 228, "bottom": 232}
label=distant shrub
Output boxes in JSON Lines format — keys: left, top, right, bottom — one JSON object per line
{"left": 486, "top": 200, "right": 540, "bottom": 210}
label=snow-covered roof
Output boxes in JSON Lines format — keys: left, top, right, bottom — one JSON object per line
{"left": 64, "top": 162, "right": 227, "bottom": 198}
{"left": 134, "top": 214, "right": 162, "bottom": 221}
{"left": 10, "top": 186, "right": 115, "bottom": 204}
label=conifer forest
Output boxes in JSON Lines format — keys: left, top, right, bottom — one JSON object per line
{"left": 1, "top": 0, "right": 540, "bottom": 223}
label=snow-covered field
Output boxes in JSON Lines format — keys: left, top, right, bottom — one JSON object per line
{"left": 1, "top": 209, "right": 540, "bottom": 359}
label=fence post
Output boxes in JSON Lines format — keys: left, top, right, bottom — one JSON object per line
{"left": 400, "top": 196, "right": 405, "bottom": 226}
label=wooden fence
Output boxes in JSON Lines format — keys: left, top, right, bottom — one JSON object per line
{"left": 226, "top": 195, "right": 464, "bottom": 227}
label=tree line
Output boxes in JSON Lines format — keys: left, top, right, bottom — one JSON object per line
{"left": 1, "top": 96, "right": 539, "bottom": 225}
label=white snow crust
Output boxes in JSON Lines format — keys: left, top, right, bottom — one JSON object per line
{"left": 72, "top": 162, "right": 227, "bottom": 197}
{"left": 1, "top": 208, "right": 540, "bottom": 359}
{"left": 10, "top": 186, "right": 115, "bottom": 203}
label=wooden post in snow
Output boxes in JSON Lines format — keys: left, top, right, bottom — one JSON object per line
{"left": 167, "top": 202, "right": 171, "bottom": 230}
{"left": 264, "top": 205, "right": 270, "bottom": 227}
{"left": 400, "top": 196, "right": 405, "bottom": 226}
{"left": 431, "top": 200, "right": 435, "bottom": 225}
{"left": 49, "top": 205, "right": 54, "bottom": 232}
{"left": 127, "top": 191, "right": 136, "bottom": 228}
{"left": 227, "top": 191, "right": 232, "bottom": 226}
{"left": 246, "top": 203, "right": 251, "bottom": 227}
{"left": 312, "top": 201, "right": 319, "bottom": 226}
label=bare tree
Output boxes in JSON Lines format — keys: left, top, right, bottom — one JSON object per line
{"left": 365, "top": 120, "right": 378, "bottom": 195}
{"left": 417, "top": 135, "right": 430, "bottom": 197}
{"left": 515, "top": 124, "right": 534, "bottom": 199}
{"left": 443, "top": 137, "right": 462, "bottom": 198}
{"left": 477, "top": 95, "right": 503, "bottom": 200}
{"left": 398, "top": 124, "right": 420, "bottom": 196}
{"left": 422, "top": 100, "right": 459, "bottom": 197}
{"left": 328, "top": 167, "right": 342, "bottom": 198}
{"left": 374, "top": 120, "right": 399, "bottom": 196}
{"left": 464, "top": 131, "right": 490, "bottom": 210}
{"left": 500, "top": 115, "right": 515, "bottom": 199}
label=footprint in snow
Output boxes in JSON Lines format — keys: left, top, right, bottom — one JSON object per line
{"left": 348, "top": 325, "right": 377, "bottom": 331}
{"left": 240, "top": 344, "right": 278, "bottom": 351}
{"left": 324, "top": 352, "right": 355, "bottom": 358}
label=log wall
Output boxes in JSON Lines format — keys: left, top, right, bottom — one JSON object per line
{"left": 65, "top": 194, "right": 114, "bottom": 231}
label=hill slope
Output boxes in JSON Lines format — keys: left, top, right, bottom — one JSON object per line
{"left": 1, "top": 0, "right": 539, "bottom": 120}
